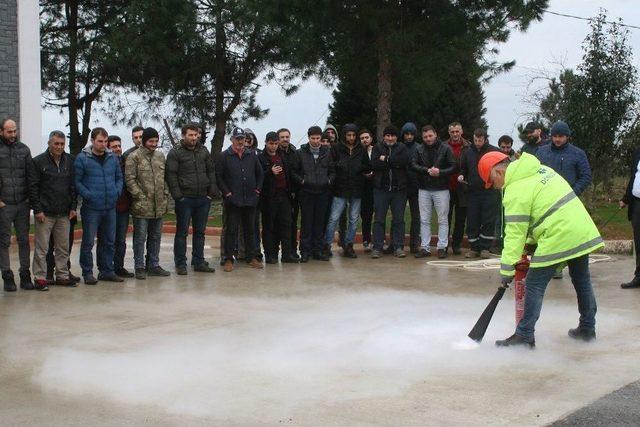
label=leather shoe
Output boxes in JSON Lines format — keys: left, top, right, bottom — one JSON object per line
{"left": 621, "top": 278, "right": 640, "bottom": 289}
{"left": 495, "top": 334, "right": 535, "bottom": 349}
{"left": 568, "top": 327, "right": 596, "bottom": 342}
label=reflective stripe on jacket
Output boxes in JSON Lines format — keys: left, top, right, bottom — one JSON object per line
{"left": 499, "top": 153, "right": 603, "bottom": 278}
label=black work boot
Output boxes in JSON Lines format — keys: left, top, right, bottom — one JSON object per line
{"left": 343, "top": 244, "right": 357, "bottom": 259}
{"left": 20, "top": 271, "right": 34, "bottom": 290}
{"left": 3, "top": 270, "right": 16, "bottom": 292}
{"left": 621, "top": 277, "right": 640, "bottom": 289}
{"left": 495, "top": 334, "right": 535, "bottom": 349}
{"left": 568, "top": 327, "right": 596, "bottom": 342}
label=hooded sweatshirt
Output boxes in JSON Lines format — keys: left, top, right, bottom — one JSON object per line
{"left": 401, "top": 122, "right": 419, "bottom": 194}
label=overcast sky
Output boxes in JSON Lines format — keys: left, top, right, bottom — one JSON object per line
{"left": 42, "top": 0, "right": 640, "bottom": 152}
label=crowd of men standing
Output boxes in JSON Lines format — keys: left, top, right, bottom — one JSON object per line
{"left": 0, "top": 116, "right": 596, "bottom": 291}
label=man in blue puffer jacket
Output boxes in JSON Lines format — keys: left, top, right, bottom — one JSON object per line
{"left": 536, "top": 120, "right": 592, "bottom": 279}
{"left": 536, "top": 121, "right": 592, "bottom": 197}
{"left": 74, "top": 127, "right": 124, "bottom": 284}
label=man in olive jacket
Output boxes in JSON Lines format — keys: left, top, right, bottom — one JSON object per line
{"left": 125, "top": 127, "right": 171, "bottom": 279}
{"left": 165, "top": 123, "right": 217, "bottom": 275}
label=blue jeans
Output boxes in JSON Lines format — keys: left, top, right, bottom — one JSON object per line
{"left": 373, "top": 188, "right": 407, "bottom": 251}
{"left": 174, "top": 197, "right": 211, "bottom": 267}
{"left": 516, "top": 254, "right": 597, "bottom": 339}
{"left": 80, "top": 206, "right": 116, "bottom": 277}
{"left": 325, "top": 196, "right": 361, "bottom": 246}
{"left": 113, "top": 210, "right": 129, "bottom": 270}
{"left": 418, "top": 189, "right": 450, "bottom": 250}
{"left": 133, "top": 217, "right": 163, "bottom": 269}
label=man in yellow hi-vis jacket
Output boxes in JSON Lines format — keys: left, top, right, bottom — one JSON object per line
{"left": 478, "top": 152, "right": 604, "bottom": 348}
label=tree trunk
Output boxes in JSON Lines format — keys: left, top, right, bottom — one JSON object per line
{"left": 211, "top": 6, "right": 226, "bottom": 157}
{"left": 66, "top": 0, "right": 81, "bottom": 155}
{"left": 375, "top": 34, "right": 392, "bottom": 142}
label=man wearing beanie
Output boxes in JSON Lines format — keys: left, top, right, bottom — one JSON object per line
{"left": 324, "top": 123, "right": 370, "bottom": 259}
{"left": 292, "top": 126, "right": 335, "bottom": 262}
{"left": 400, "top": 122, "right": 421, "bottom": 253}
{"left": 165, "top": 123, "right": 218, "bottom": 275}
{"left": 125, "top": 128, "right": 171, "bottom": 279}
{"left": 75, "top": 127, "right": 124, "bottom": 284}
{"left": 535, "top": 121, "right": 592, "bottom": 279}
{"left": 370, "top": 125, "right": 410, "bottom": 259}
{"left": 216, "top": 127, "right": 264, "bottom": 272}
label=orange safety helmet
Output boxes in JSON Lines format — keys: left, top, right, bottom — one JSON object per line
{"left": 478, "top": 151, "right": 509, "bottom": 189}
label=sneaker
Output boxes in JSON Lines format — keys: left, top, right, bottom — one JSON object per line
{"left": 98, "top": 273, "right": 124, "bottom": 282}
{"left": 621, "top": 278, "right": 640, "bottom": 289}
{"left": 176, "top": 265, "right": 188, "bottom": 275}
{"left": 115, "top": 268, "right": 135, "bottom": 278}
{"left": 414, "top": 249, "right": 431, "bottom": 259}
{"left": 20, "top": 272, "right": 34, "bottom": 290}
{"left": 568, "top": 327, "right": 596, "bottom": 342}
{"left": 3, "top": 271, "right": 16, "bottom": 292}
{"left": 135, "top": 268, "right": 147, "bottom": 280}
{"left": 394, "top": 248, "right": 406, "bottom": 258}
{"left": 223, "top": 260, "right": 234, "bottom": 272}
{"left": 465, "top": 250, "right": 481, "bottom": 259}
{"left": 437, "top": 249, "right": 447, "bottom": 259}
{"left": 84, "top": 275, "right": 98, "bottom": 285}
{"left": 148, "top": 266, "right": 170, "bottom": 277}
{"left": 495, "top": 334, "right": 535, "bottom": 349}
{"left": 371, "top": 250, "right": 381, "bottom": 259}
{"left": 34, "top": 279, "right": 49, "bottom": 291}
{"left": 363, "top": 241, "right": 371, "bottom": 253}
{"left": 55, "top": 277, "right": 78, "bottom": 287}
{"left": 193, "top": 263, "right": 215, "bottom": 273}
{"left": 480, "top": 250, "right": 492, "bottom": 259}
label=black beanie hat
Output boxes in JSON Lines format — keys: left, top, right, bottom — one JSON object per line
{"left": 265, "top": 131, "right": 279, "bottom": 142}
{"left": 382, "top": 125, "right": 398, "bottom": 137}
{"left": 308, "top": 126, "right": 322, "bottom": 136}
{"left": 142, "top": 127, "right": 159, "bottom": 145}
{"left": 343, "top": 123, "right": 358, "bottom": 134}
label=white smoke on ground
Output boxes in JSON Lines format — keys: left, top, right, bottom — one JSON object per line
{"left": 32, "top": 289, "right": 619, "bottom": 421}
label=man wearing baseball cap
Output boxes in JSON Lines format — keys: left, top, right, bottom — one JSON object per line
{"left": 519, "top": 121, "right": 549, "bottom": 156}
{"left": 478, "top": 151, "right": 603, "bottom": 348}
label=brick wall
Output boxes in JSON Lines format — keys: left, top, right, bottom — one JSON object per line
{"left": 0, "top": 0, "right": 19, "bottom": 123}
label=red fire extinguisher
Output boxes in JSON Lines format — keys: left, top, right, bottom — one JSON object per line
{"left": 514, "top": 254, "right": 530, "bottom": 325}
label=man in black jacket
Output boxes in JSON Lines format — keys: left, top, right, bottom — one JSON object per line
{"left": 371, "top": 125, "right": 410, "bottom": 259}
{"left": 0, "top": 118, "right": 35, "bottom": 292}
{"left": 216, "top": 127, "right": 264, "bottom": 272}
{"left": 30, "top": 131, "right": 77, "bottom": 290}
{"left": 458, "top": 128, "right": 500, "bottom": 258}
{"left": 277, "top": 128, "right": 301, "bottom": 260}
{"left": 292, "top": 126, "right": 335, "bottom": 262}
{"left": 620, "top": 148, "right": 640, "bottom": 289}
{"left": 165, "top": 123, "right": 218, "bottom": 275}
{"left": 411, "top": 125, "right": 456, "bottom": 259}
{"left": 324, "top": 123, "right": 369, "bottom": 258}
{"left": 259, "top": 132, "right": 297, "bottom": 264}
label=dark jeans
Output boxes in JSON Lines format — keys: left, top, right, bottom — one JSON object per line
{"left": 632, "top": 201, "right": 640, "bottom": 277}
{"left": 373, "top": 188, "right": 407, "bottom": 251}
{"left": 407, "top": 191, "right": 420, "bottom": 250}
{"left": 79, "top": 206, "right": 116, "bottom": 277}
{"left": 261, "top": 192, "right": 292, "bottom": 259}
{"left": 0, "top": 202, "right": 30, "bottom": 274}
{"left": 288, "top": 192, "right": 300, "bottom": 255}
{"left": 114, "top": 210, "right": 129, "bottom": 271}
{"left": 448, "top": 189, "right": 466, "bottom": 249}
{"left": 466, "top": 190, "right": 499, "bottom": 251}
{"left": 361, "top": 185, "right": 374, "bottom": 243}
{"left": 133, "top": 217, "right": 163, "bottom": 269}
{"left": 224, "top": 203, "right": 256, "bottom": 261}
{"left": 47, "top": 215, "right": 77, "bottom": 279}
{"left": 174, "top": 196, "right": 211, "bottom": 267}
{"left": 516, "top": 255, "right": 597, "bottom": 339}
{"left": 300, "top": 190, "right": 329, "bottom": 255}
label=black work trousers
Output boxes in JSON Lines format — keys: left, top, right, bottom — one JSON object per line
{"left": 262, "top": 192, "right": 293, "bottom": 260}
{"left": 224, "top": 203, "right": 256, "bottom": 262}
